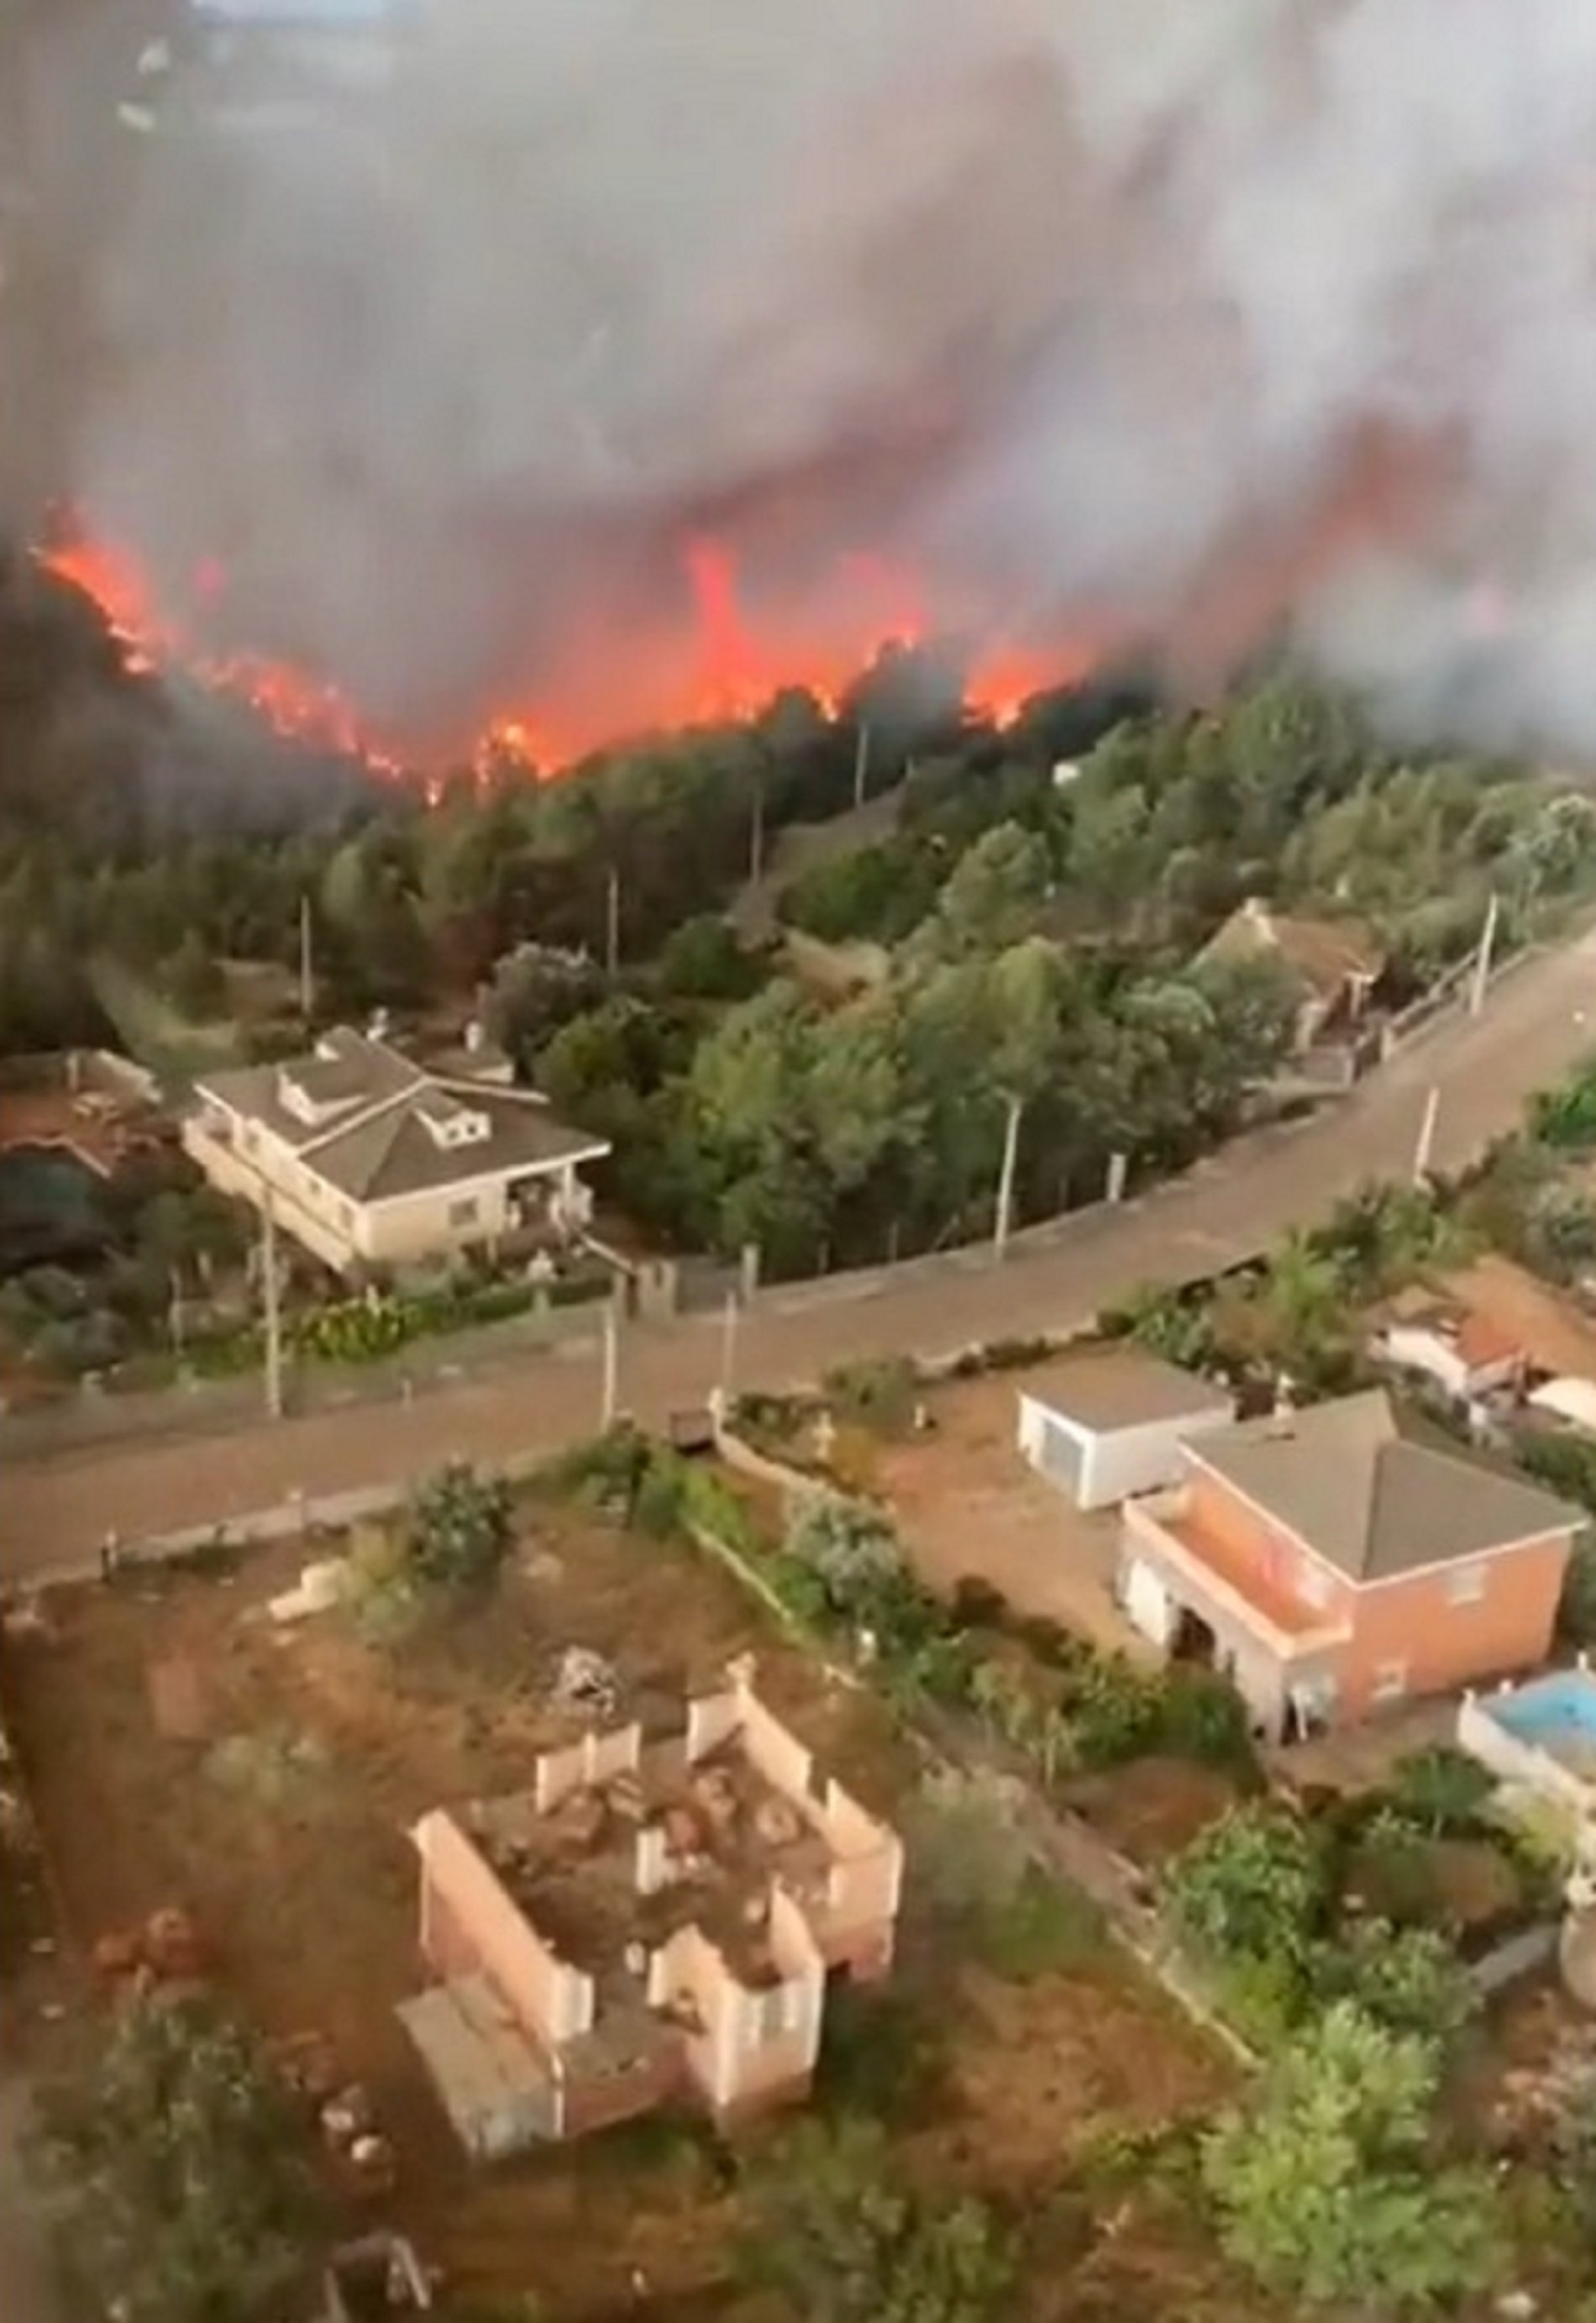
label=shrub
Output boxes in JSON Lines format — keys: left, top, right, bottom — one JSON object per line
{"left": 949, "top": 1575, "right": 1009, "bottom": 1632}
{"left": 1559, "top": 1538, "right": 1596, "bottom": 1648}
{"left": 1383, "top": 1748, "right": 1495, "bottom": 1838}
{"left": 407, "top": 1460, "right": 515, "bottom": 1591}
{"left": 1064, "top": 1653, "right": 1162, "bottom": 1769}
{"left": 1152, "top": 1667, "right": 1257, "bottom": 1776}
{"left": 29, "top": 1990, "right": 322, "bottom": 2323}
{"left": 1309, "top": 1918, "right": 1478, "bottom": 2048}
{"left": 740, "top": 2117, "right": 1015, "bottom": 2323}
{"left": 1164, "top": 1804, "right": 1330, "bottom": 1974}
{"left": 1201, "top": 2002, "right": 1503, "bottom": 2311}
{"left": 822, "top": 1353, "right": 921, "bottom": 1435}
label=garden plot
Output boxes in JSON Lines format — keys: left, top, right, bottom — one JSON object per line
{"left": 3, "top": 1480, "right": 1249, "bottom": 2320}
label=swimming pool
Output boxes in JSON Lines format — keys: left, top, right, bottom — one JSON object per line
{"left": 1458, "top": 1660, "right": 1596, "bottom": 1818}
{"left": 1493, "top": 1669, "right": 1596, "bottom": 1755}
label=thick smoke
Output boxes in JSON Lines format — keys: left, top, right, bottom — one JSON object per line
{"left": 17, "top": 0, "right": 1596, "bottom": 754}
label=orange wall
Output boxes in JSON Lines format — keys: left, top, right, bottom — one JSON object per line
{"left": 1185, "top": 1469, "right": 1572, "bottom": 1718}
{"left": 1336, "top": 1535, "right": 1572, "bottom": 1717}
{"left": 1184, "top": 1469, "right": 1352, "bottom": 1627}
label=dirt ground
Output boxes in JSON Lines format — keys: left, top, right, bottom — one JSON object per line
{"left": 0, "top": 1085, "right": 135, "bottom": 1172}
{"left": 2, "top": 1499, "right": 1246, "bottom": 2320}
{"left": 861, "top": 1370, "right": 1160, "bottom": 1658}
{"left": 1066, "top": 1758, "right": 1242, "bottom": 1869}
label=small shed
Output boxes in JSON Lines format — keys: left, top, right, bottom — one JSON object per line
{"left": 1016, "top": 1349, "right": 1236, "bottom": 1512}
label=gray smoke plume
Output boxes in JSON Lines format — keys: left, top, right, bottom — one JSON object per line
{"left": 14, "top": 0, "right": 1596, "bottom": 757}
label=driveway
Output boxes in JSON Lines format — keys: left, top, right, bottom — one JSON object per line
{"left": 6, "top": 928, "right": 1596, "bottom": 1579}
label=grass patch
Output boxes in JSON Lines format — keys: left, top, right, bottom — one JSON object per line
{"left": 974, "top": 1867, "right": 1108, "bottom": 1983}
{"left": 812, "top": 1981, "right": 952, "bottom": 2128}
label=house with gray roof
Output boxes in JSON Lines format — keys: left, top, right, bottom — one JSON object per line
{"left": 1117, "top": 1386, "right": 1583, "bottom": 1742}
{"left": 184, "top": 1026, "right": 610, "bottom": 1274}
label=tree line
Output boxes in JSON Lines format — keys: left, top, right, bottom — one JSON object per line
{"left": 4, "top": 547, "right": 1595, "bottom": 1280}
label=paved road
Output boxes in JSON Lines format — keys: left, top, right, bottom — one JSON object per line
{"left": 8, "top": 932, "right": 1596, "bottom": 1579}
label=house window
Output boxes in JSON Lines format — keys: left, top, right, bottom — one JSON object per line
{"left": 1371, "top": 1659, "right": 1409, "bottom": 1704}
{"left": 1446, "top": 1562, "right": 1487, "bottom": 1606}
{"left": 448, "top": 1196, "right": 479, "bottom": 1229}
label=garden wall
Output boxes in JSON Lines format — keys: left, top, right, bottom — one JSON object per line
{"left": 0, "top": 1290, "right": 611, "bottom": 1460}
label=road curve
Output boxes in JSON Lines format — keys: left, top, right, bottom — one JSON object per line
{"left": 7, "top": 928, "right": 1596, "bottom": 1579}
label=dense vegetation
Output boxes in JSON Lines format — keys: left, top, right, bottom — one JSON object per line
{"left": 6, "top": 553, "right": 1596, "bottom": 1285}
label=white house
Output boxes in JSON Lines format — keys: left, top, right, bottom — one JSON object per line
{"left": 184, "top": 1025, "right": 610, "bottom": 1275}
{"left": 1369, "top": 1285, "right": 1526, "bottom": 1404}
{"left": 1016, "top": 1350, "right": 1236, "bottom": 1512}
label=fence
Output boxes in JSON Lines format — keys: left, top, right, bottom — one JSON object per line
{"left": 0, "top": 1289, "right": 612, "bottom": 1461}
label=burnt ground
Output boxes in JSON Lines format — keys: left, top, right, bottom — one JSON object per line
{"left": 2, "top": 1501, "right": 1250, "bottom": 2320}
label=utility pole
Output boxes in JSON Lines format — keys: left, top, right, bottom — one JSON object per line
{"left": 1468, "top": 890, "right": 1500, "bottom": 1018}
{"left": 748, "top": 766, "right": 766, "bottom": 887}
{"left": 605, "top": 867, "right": 621, "bottom": 980}
{"left": 993, "top": 1091, "right": 1024, "bottom": 1261}
{"left": 719, "top": 1290, "right": 740, "bottom": 1400}
{"left": 261, "top": 1196, "right": 284, "bottom": 1421}
{"left": 1412, "top": 1085, "right": 1441, "bottom": 1185}
{"left": 298, "top": 893, "right": 314, "bottom": 1021}
{"left": 853, "top": 721, "right": 871, "bottom": 812}
{"left": 600, "top": 1301, "right": 619, "bottom": 1429}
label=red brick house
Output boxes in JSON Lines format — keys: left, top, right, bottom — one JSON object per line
{"left": 1118, "top": 1389, "right": 1581, "bottom": 1741}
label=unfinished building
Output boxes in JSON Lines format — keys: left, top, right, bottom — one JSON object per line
{"left": 397, "top": 1659, "right": 904, "bottom": 2155}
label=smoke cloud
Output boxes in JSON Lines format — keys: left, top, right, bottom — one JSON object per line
{"left": 14, "top": 0, "right": 1596, "bottom": 755}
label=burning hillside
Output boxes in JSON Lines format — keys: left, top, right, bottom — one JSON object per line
{"left": 36, "top": 519, "right": 1084, "bottom": 776}
{"left": 14, "top": 2, "right": 1593, "bottom": 768}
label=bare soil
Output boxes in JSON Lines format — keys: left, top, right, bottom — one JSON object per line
{"left": 3, "top": 1503, "right": 1246, "bottom": 2320}
{"left": 858, "top": 1370, "right": 1156, "bottom": 1657}
{"left": 1066, "top": 1758, "right": 1242, "bottom": 1869}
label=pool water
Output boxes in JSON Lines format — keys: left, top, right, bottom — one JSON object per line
{"left": 1494, "top": 1670, "right": 1596, "bottom": 1748}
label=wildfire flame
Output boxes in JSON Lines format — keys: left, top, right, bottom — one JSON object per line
{"left": 36, "top": 521, "right": 1075, "bottom": 779}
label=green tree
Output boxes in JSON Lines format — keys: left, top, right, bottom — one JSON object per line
{"left": 1308, "top": 1919, "right": 1478, "bottom": 2047}
{"left": 407, "top": 1459, "right": 515, "bottom": 1591}
{"left": 741, "top": 2117, "right": 1014, "bottom": 2323}
{"left": 913, "top": 821, "right": 1051, "bottom": 962}
{"left": 29, "top": 1990, "right": 321, "bottom": 2323}
{"left": 1163, "top": 1804, "right": 1328, "bottom": 1973}
{"left": 1201, "top": 2002, "right": 1502, "bottom": 2311}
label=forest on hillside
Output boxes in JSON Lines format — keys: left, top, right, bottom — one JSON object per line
{"left": 3, "top": 545, "right": 1594, "bottom": 1275}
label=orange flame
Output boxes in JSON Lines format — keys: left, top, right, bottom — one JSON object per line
{"left": 37, "top": 523, "right": 1073, "bottom": 777}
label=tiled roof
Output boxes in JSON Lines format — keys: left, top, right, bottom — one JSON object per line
{"left": 1189, "top": 1388, "right": 1578, "bottom": 1584}
{"left": 197, "top": 1027, "right": 607, "bottom": 1203}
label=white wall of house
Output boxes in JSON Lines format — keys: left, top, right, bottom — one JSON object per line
{"left": 1017, "top": 1395, "right": 1235, "bottom": 1512}
{"left": 186, "top": 1104, "right": 589, "bottom": 1273}
{"left": 1376, "top": 1326, "right": 1519, "bottom": 1402}
{"left": 353, "top": 1175, "right": 517, "bottom": 1265}
{"left": 1117, "top": 1546, "right": 1293, "bottom": 1736}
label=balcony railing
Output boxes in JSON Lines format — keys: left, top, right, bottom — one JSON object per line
{"left": 1122, "top": 1491, "right": 1349, "bottom": 1661}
